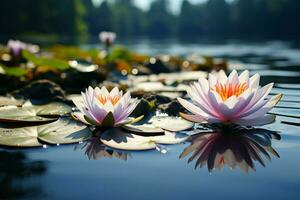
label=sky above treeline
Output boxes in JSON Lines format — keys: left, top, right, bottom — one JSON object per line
{"left": 93, "top": 0, "right": 234, "bottom": 14}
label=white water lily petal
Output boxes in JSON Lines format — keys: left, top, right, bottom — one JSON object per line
{"left": 208, "top": 73, "right": 217, "bottom": 87}
{"left": 219, "top": 96, "right": 240, "bottom": 118}
{"left": 177, "top": 97, "right": 208, "bottom": 117}
{"left": 231, "top": 90, "right": 255, "bottom": 119}
{"left": 192, "top": 83, "right": 212, "bottom": 109}
{"left": 187, "top": 87, "right": 219, "bottom": 118}
{"left": 235, "top": 115, "right": 276, "bottom": 126}
{"left": 218, "top": 70, "right": 228, "bottom": 84}
{"left": 224, "top": 95, "right": 239, "bottom": 109}
{"left": 228, "top": 70, "right": 239, "bottom": 85}
{"left": 249, "top": 73, "right": 260, "bottom": 89}
{"left": 101, "top": 86, "right": 110, "bottom": 96}
{"left": 180, "top": 113, "right": 205, "bottom": 123}
{"left": 198, "top": 77, "right": 210, "bottom": 93}
{"left": 238, "top": 70, "right": 249, "bottom": 84}
{"left": 238, "top": 83, "right": 274, "bottom": 118}
{"left": 242, "top": 94, "right": 283, "bottom": 120}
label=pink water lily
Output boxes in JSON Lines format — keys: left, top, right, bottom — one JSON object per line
{"left": 72, "top": 86, "right": 139, "bottom": 127}
{"left": 7, "top": 40, "right": 26, "bottom": 57}
{"left": 7, "top": 39, "right": 39, "bottom": 57}
{"left": 99, "top": 31, "right": 116, "bottom": 46}
{"left": 178, "top": 70, "right": 282, "bottom": 126}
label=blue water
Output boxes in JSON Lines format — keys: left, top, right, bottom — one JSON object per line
{"left": 1, "top": 39, "right": 300, "bottom": 200}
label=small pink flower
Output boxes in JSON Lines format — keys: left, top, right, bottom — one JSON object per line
{"left": 7, "top": 40, "right": 26, "bottom": 57}
{"left": 7, "top": 39, "right": 39, "bottom": 57}
{"left": 99, "top": 31, "right": 116, "bottom": 46}
{"left": 178, "top": 70, "right": 282, "bottom": 126}
{"left": 72, "top": 86, "right": 139, "bottom": 127}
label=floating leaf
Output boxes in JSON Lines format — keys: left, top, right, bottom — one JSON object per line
{"left": 37, "top": 118, "right": 92, "bottom": 144}
{"left": 123, "top": 115, "right": 194, "bottom": 134}
{"left": 23, "top": 50, "right": 69, "bottom": 71}
{"left": 0, "top": 102, "right": 71, "bottom": 123}
{"left": 2, "top": 66, "right": 28, "bottom": 77}
{"left": 68, "top": 60, "right": 98, "bottom": 72}
{"left": 0, "top": 118, "right": 92, "bottom": 147}
{"left": 123, "top": 123, "right": 163, "bottom": 134}
{"left": 0, "top": 126, "right": 41, "bottom": 147}
{"left": 134, "top": 82, "right": 176, "bottom": 92}
{"left": 100, "top": 128, "right": 188, "bottom": 150}
{"left": 0, "top": 96, "right": 23, "bottom": 107}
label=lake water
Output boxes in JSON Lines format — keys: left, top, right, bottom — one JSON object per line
{"left": 1, "top": 39, "right": 300, "bottom": 200}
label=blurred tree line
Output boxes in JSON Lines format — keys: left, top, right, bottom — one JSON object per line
{"left": 1, "top": 0, "right": 300, "bottom": 39}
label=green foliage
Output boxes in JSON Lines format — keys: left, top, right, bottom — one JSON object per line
{"left": 1, "top": 0, "right": 299, "bottom": 38}
{"left": 1, "top": 66, "right": 28, "bottom": 77}
{"left": 108, "top": 46, "right": 132, "bottom": 62}
{"left": 0, "top": 0, "right": 88, "bottom": 39}
{"left": 22, "top": 51, "right": 70, "bottom": 71}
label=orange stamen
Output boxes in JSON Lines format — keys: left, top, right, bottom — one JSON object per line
{"left": 214, "top": 82, "right": 248, "bottom": 101}
{"left": 110, "top": 96, "right": 121, "bottom": 105}
{"left": 98, "top": 95, "right": 120, "bottom": 105}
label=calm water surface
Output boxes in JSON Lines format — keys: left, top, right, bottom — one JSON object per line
{"left": 1, "top": 39, "right": 300, "bottom": 200}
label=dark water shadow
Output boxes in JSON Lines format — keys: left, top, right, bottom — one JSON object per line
{"left": 75, "top": 136, "right": 131, "bottom": 161}
{"left": 0, "top": 151, "right": 47, "bottom": 199}
{"left": 180, "top": 126, "right": 280, "bottom": 173}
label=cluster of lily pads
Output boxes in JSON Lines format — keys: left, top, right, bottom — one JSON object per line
{"left": 0, "top": 93, "right": 194, "bottom": 150}
{"left": 0, "top": 35, "right": 283, "bottom": 172}
{"left": 0, "top": 36, "right": 226, "bottom": 95}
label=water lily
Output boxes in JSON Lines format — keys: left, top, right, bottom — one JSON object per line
{"left": 7, "top": 40, "right": 26, "bottom": 57}
{"left": 99, "top": 31, "right": 116, "bottom": 47}
{"left": 72, "top": 86, "right": 140, "bottom": 127}
{"left": 7, "top": 39, "right": 39, "bottom": 57}
{"left": 178, "top": 70, "right": 282, "bottom": 126}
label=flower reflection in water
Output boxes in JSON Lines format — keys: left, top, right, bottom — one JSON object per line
{"left": 76, "top": 136, "right": 131, "bottom": 161}
{"left": 180, "top": 126, "right": 280, "bottom": 173}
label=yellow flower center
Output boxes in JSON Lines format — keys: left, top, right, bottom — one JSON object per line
{"left": 214, "top": 82, "right": 248, "bottom": 101}
{"left": 98, "top": 95, "right": 120, "bottom": 105}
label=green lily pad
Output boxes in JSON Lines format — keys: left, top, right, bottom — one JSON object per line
{"left": 0, "top": 118, "right": 92, "bottom": 147}
{"left": 100, "top": 127, "right": 188, "bottom": 150}
{"left": 122, "top": 115, "right": 194, "bottom": 134}
{"left": 23, "top": 50, "right": 70, "bottom": 71}
{"left": 2, "top": 66, "right": 28, "bottom": 77}
{"left": 0, "top": 102, "right": 72, "bottom": 123}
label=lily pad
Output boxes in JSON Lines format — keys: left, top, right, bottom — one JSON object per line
{"left": 23, "top": 50, "right": 70, "bottom": 71}
{"left": 0, "top": 102, "right": 72, "bottom": 123}
{"left": 0, "top": 96, "right": 23, "bottom": 107}
{"left": 0, "top": 118, "right": 92, "bottom": 147}
{"left": 123, "top": 115, "right": 194, "bottom": 134}
{"left": 68, "top": 60, "right": 98, "bottom": 72}
{"left": 134, "top": 82, "right": 176, "bottom": 92}
{"left": 100, "top": 128, "right": 188, "bottom": 150}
